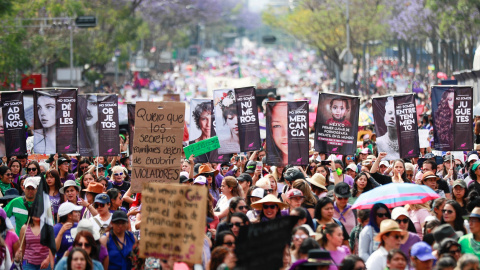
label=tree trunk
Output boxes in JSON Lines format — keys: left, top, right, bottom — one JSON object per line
{"left": 411, "top": 41, "right": 417, "bottom": 73}
{"left": 432, "top": 38, "right": 439, "bottom": 82}
{"left": 398, "top": 39, "right": 403, "bottom": 67}
{"left": 404, "top": 40, "right": 409, "bottom": 70}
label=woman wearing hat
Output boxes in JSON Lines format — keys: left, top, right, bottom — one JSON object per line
{"left": 195, "top": 164, "right": 220, "bottom": 201}
{"left": 458, "top": 207, "right": 480, "bottom": 260}
{"left": 307, "top": 173, "right": 328, "bottom": 199}
{"left": 452, "top": 180, "right": 468, "bottom": 214}
{"left": 365, "top": 219, "right": 408, "bottom": 270}
{"left": 251, "top": 194, "right": 287, "bottom": 222}
{"left": 54, "top": 202, "right": 83, "bottom": 261}
{"left": 469, "top": 160, "right": 480, "bottom": 195}
{"left": 56, "top": 157, "right": 75, "bottom": 184}
{"left": 391, "top": 207, "right": 420, "bottom": 267}
{"left": 60, "top": 180, "right": 81, "bottom": 205}
{"left": 89, "top": 194, "right": 112, "bottom": 236}
{"left": 440, "top": 155, "right": 464, "bottom": 183}
{"left": 78, "top": 182, "right": 104, "bottom": 219}
{"left": 359, "top": 203, "right": 391, "bottom": 261}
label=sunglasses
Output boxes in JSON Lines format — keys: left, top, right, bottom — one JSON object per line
{"left": 4, "top": 173, "right": 12, "bottom": 176}
{"left": 294, "top": 234, "right": 308, "bottom": 240}
{"left": 222, "top": 167, "right": 230, "bottom": 170}
{"left": 337, "top": 197, "right": 349, "bottom": 200}
{"left": 377, "top": 213, "right": 388, "bottom": 218}
{"left": 237, "top": 206, "right": 247, "bottom": 210}
{"left": 228, "top": 222, "right": 244, "bottom": 228}
{"left": 263, "top": 204, "right": 277, "bottom": 210}
{"left": 396, "top": 218, "right": 409, "bottom": 224}
{"left": 346, "top": 157, "right": 355, "bottom": 161}
{"left": 80, "top": 166, "right": 89, "bottom": 170}
{"left": 202, "top": 173, "right": 214, "bottom": 178}
{"left": 449, "top": 248, "right": 461, "bottom": 255}
{"left": 27, "top": 168, "right": 37, "bottom": 172}
{"left": 224, "top": 241, "right": 235, "bottom": 247}
{"left": 76, "top": 242, "right": 91, "bottom": 248}
{"left": 389, "top": 234, "right": 403, "bottom": 240}
{"left": 94, "top": 203, "right": 106, "bottom": 208}
{"left": 443, "top": 209, "right": 454, "bottom": 214}
{"left": 114, "top": 173, "right": 123, "bottom": 176}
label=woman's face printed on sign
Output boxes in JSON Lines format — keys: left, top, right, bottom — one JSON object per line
{"left": 86, "top": 95, "right": 98, "bottom": 127}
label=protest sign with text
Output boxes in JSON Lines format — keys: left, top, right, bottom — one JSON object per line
{"left": 432, "top": 85, "right": 473, "bottom": 151}
{"left": 131, "top": 102, "right": 184, "bottom": 192}
{"left": 0, "top": 91, "right": 26, "bottom": 157}
{"left": 139, "top": 183, "right": 206, "bottom": 264}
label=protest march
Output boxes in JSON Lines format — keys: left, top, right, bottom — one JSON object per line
{"left": 0, "top": 78, "right": 477, "bottom": 270}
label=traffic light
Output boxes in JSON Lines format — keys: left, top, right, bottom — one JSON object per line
{"left": 262, "top": 35, "right": 277, "bottom": 44}
{"left": 75, "top": 16, "right": 96, "bottom": 28}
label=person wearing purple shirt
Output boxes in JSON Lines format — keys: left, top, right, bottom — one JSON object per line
{"left": 54, "top": 202, "right": 82, "bottom": 262}
{"left": 58, "top": 157, "right": 75, "bottom": 184}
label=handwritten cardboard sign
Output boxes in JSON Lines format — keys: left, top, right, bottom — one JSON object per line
{"left": 131, "top": 102, "right": 185, "bottom": 192}
{"left": 183, "top": 136, "right": 220, "bottom": 158}
{"left": 139, "top": 183, "right": 207, "bottom": 264}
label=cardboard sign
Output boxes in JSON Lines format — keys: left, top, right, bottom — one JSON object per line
{"left": 139, "top": 183, "right": 207, "bottom": 264}
{"left": 235, "top": 216, "right": 298, "bottom": 270}
{"left": 131, "top": 102, "right": 185, "bottom": 193}
{"left": 183, "top": 136, "right": 220, "bottom": 158}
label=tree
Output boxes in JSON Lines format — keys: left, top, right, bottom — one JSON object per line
{"left": 263, "top": 0, "right": 390, "bottom": 87}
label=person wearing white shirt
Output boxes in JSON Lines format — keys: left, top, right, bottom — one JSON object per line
{"left": 366, "top": 219, "right": 408, "bottom": 270}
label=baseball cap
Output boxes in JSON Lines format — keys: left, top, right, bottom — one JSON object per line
{"left": 379, "top": 161, "right": 389, "bottom": 167}
{"left": 58, "top": 157, "right": 71, "bottom": 164}
{"left": 452, "top": 180, "right": 466, "bottom": 189}
{"left": 111, "top": 210, "right": 129, "bottom": 222}
{"left": 94, "top": 193, "right": 110, "bottom": 204}
{"left": 250, "top": 188, "right": 265, "bottom": 199}
{"left": 58, "top": 202, "right": 83, "bottom": 217}
{"left": 237, "top": 173, "right": 253, "bottom": 183}
{"left": 391, "top": 207, "right": 409, "bottom": 220}
{"left": 472, "top": 160, "right": 480, "bottom": 171}
{"left": 360, "top": 148, "right": 370, "bottom": 155}
{"left": 286, "top": 189, "right": 304, "bottom": 199}
{"left": 443, "top": 155, "right": 454, "bottom": 162}
{"left": 284, "top": 167, "right": 305, "bottom": 182}
{"left": 24, "top": 177, "right": 39, "bottom": 189}
{"left": 424, "top": 153, "right": 435, "bottom": 159}
{"left": 346, "top": 164, "right": 358, "bottom": 173}
{"left": 334, "top": 182, "right": 351, "bottom": 198}
{"left": 411, "top": 242, "right": 436, "bottom": 261}
{"left": 468, "top": 154, "right": 479, "bottom": 163}
{"left": 193, "top": 175, "right": 207, "bottom": 185}
{"left": 245, "top": 161, "right": 257, "bottom": 174}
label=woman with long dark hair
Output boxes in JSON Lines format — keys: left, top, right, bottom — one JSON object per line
{"left": 216, "top": 197, "right": 248, "bottom": 234}
{"left": 0, "top": 166, "right": 18, "bottom": 196}
{"left": 215, "top": 176, "right": 243, "bottom": 220}
{"left": 66, "top": 248, "right": 92, "bottom": 270}
{"left": 7, "top": 160, "right": 21, "bottom": 185}
{"left": 350, "top": 172, "right": 375, "bottom": 205}
{"left": 358, "top": 203, "right": 391, "bottom": 261}
{"left": 441, "top": 200, "right": 467, "bottom": 235}
{"left": 34, "top": 94, "right": 56, "bottom": 154}
{"left": 435, "top": 90, "right": 454, "bottom": 149}
{"left": 46, "top": 169, "right": 64, "bottom": 222}
{"left": 314, "top": 197, "right": 350, "bottom": 246}
{"left": 290, "top": 226, "right": 311, "bottom": 263}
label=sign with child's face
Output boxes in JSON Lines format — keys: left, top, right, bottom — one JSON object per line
{"left": 314, "top": 93, "right": 359, "bottom": 155}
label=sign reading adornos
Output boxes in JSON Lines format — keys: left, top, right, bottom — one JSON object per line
{"left": 139, "top": 183, "right": 207, "bottom": 264}
{"left": 131, "top": 102, "right": 185, "bottom": 193}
